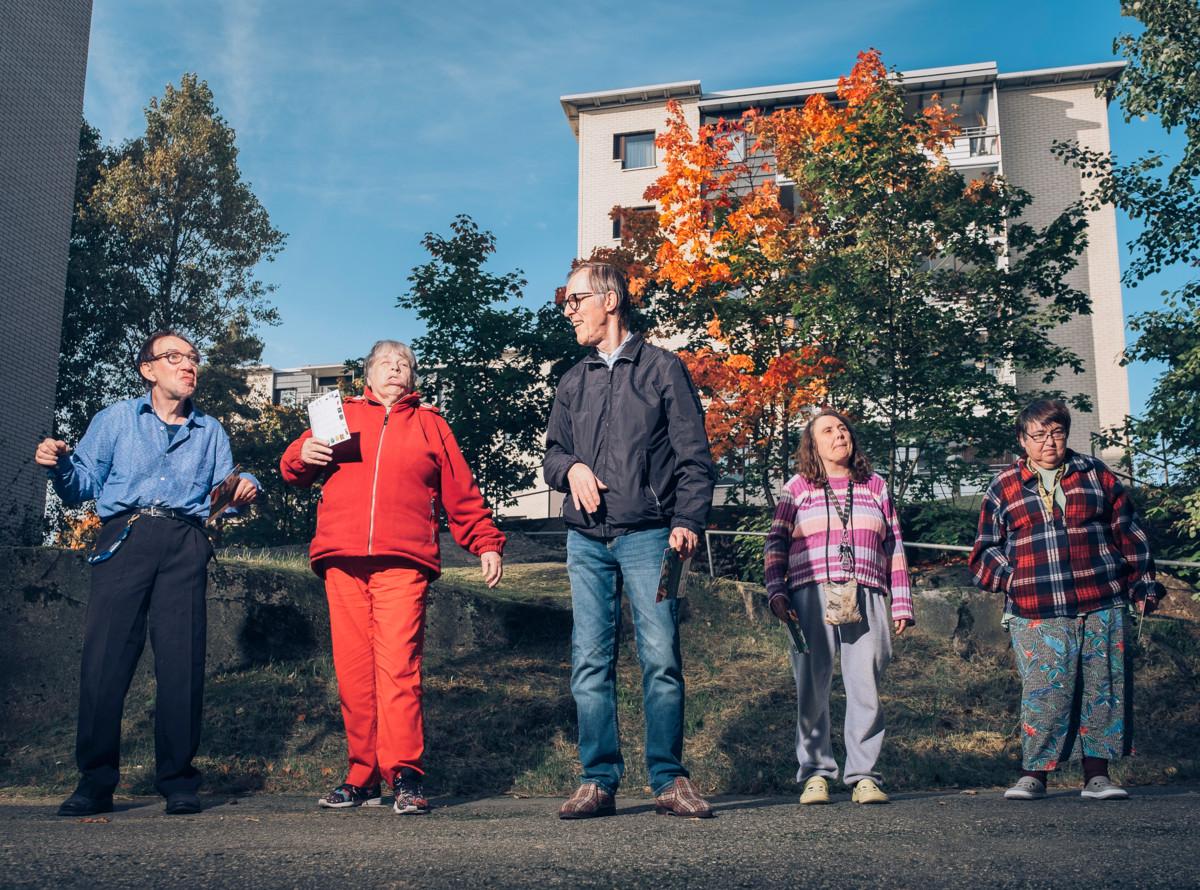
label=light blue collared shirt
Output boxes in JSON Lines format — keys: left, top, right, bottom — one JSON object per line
{"left": 49, "top": 394, "right": 257, "bottom": 520}
{"left": 596, "top": 332, "right": 633, "bottom": 369}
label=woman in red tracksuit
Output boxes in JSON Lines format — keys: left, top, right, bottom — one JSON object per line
{"left": 280, "top": 340, "right": 505, "bottom": 814}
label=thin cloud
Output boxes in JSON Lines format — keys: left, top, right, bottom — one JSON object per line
{"left": 82, "top": 6, "right": 147, "bottom": 142}
{"left": 217, "top": 0, "right": 262, "bottom": 136}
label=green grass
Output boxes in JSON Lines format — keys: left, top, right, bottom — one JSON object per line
{"left": 2, "top": 567, "right": 1197, "bottom": 799}
{"left": 438, "top": 563, "right": 573, "bottom": 606}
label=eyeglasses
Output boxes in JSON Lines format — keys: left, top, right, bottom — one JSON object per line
{"left": 562, "top": 292, "right": 600, "bottom": 312}
{"left": 151, "top": 350, "right": 202, "bottom": 367}
{"left": 1025, "top": 429, "right": 1067, "bottom": 444}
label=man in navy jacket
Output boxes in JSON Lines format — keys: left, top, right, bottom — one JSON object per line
{"left": 545, "top": 261, "right": 716, "bottom": 819}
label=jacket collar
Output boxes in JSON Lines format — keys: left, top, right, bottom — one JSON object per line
{"left": 363, "top": 387, "right": 421, "bottom": 412}
{"left": 585, "top": 330, "right": 646, "bottom": 366}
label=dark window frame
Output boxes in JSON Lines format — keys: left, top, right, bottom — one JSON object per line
{"left": 613, "top": 130, "right": 656, "bottom": 170}
{"left": 612, "top": 205, "right": 656, "bottom": 240}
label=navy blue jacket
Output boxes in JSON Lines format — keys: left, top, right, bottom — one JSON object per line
{"left": 543, "top": 333, "right": 716, "bottom": 539}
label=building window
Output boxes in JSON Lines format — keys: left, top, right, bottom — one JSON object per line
{"left": 613, "top": 131, "right": 655, "bottom": 170}
{"left": 612, "top": 205, "right": 655, "bottom": 240}
{"left": 277, "top": 388, "right": 298, "bottom": 407}
{"left": 778, "top": 183, "right": 796, "bottom": 214}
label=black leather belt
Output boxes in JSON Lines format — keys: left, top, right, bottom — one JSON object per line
{"left": 129, "top": 505, "right": 203, "bottom": 527}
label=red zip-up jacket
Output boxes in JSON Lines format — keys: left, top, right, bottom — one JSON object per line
{"left": 280, "top": 388, "right": 505, "bottom": 577}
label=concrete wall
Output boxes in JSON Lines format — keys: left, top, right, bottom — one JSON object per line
{"left": 0, "top": 1, "right": 93, "bottom": 543}
{"left": 0, "top": 546, "right": 572, "bottom": 735}
{"left": 998, "top": 82, "right": 1131, "bottom": 457}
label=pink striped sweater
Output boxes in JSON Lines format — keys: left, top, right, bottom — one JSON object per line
{"left": 764, "top": 472, "right": 914, "bottom": 622}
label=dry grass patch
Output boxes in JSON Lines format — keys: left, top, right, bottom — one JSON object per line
{"left": 2, "top": 568, "right": 1196, "bottom": 799}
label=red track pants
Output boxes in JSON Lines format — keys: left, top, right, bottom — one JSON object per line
{"left": 323, "top": 557, "right": 429, "bottom": 787}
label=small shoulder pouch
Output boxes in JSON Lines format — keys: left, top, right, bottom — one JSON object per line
{"left": 823, "top": 580, "right": 862, "bottom": 625}
{"left": 821, "top": 480, "right": 861, "bottom": 625}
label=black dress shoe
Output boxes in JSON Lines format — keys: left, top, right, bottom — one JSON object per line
{"left": 164, "top": 792, "right": 202, "bottom": 815}
{"left": 57, "top": 790, "right": 114, "bottom": 817}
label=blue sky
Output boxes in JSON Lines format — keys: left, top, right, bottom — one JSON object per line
{"left": 82, "top": 0, "right": 1186, "bottom": 417}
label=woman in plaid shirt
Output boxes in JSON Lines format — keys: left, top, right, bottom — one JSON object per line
{"left": 764, "top": 409, "right": 913, "bottom": 806}
{"left": 970, "top": 399, "right": 1165, "bottom": 802}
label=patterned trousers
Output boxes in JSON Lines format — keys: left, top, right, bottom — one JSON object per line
{"left": 1008, "top": 606, "right": 1132, "bottom": 771}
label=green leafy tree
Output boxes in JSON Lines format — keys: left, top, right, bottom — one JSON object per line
{"left": 56, "top": 75, "right": 285, "bottom": 437}
{"left": 762, "top": 51, "right": 1093, "bottom": 503}
{"left": 398, "top": 215, "right": 576, "bottom": 507}
{"left": 1055, "top": 0, "right": 1200, "bottom": 544}
{"left": 221, "top": 403, "right": 320, "bottom": 547}
{"left": 56, "top": 122, "right": 143, "bottom": 439}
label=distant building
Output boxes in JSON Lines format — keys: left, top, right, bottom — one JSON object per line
{"left": 244, "top": 363, "right": 354, "bottom": 408}
{"left": 0, "top": 1, "right": 93, "bottom": 543}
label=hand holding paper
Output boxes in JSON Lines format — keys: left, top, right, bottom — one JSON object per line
{"left": 307, "top": 390, "right": 351, "bottom": 446}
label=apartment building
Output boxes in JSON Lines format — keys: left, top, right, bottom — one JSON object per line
{"left": 244, "top": 363, "right": 354, "bottom": 408}
{"left": 559, "top": 61, "right": 1132, "bottom": 465}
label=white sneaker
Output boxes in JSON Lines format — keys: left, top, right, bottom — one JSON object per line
{"left": 1004, "top": 776, "right": 1046, "bottom": 800}
{"left": 1081, "top": 776, "right": 1129, "bottom": 800}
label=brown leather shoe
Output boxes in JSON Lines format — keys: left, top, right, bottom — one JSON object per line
{"left": 654, "top": 776, "right": 714, "bottom": 818}
{"left": 558, "top": 783, "right": 616, "bottom": 819}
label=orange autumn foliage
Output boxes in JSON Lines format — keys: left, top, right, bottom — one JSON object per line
{"left": 644, "top": 101, "right": 787, "bottom": 293}
{"left": 56, "top": 510, "right": 101, "bottom": 550}
{"left": 681, "top": 347, "right": 837, "bottom": 461}
{"left": 754, "top": 49, "right": 959, "bottom": 182}
{"left": 610, "top": 49, "right": 962, "bottom": 495}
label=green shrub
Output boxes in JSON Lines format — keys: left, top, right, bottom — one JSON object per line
{"left": 900, "top": 502, "right": 978, "bottom": 549}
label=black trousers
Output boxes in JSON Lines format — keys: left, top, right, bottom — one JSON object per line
{"left": 75, "top": 514, "right": 210, "bottom": 797}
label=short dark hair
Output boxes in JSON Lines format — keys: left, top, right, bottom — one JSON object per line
{"left": 795, "top": 408, "right": 873, "bottom": 484}
{"left": 1016, "top": 399, "right": 1071, "bottom": 438}
{"left": 567, "top": 261, "right": 631, "bottom": 322}
{"left": 135, "top": 329, "right": 198, "bottom": 389}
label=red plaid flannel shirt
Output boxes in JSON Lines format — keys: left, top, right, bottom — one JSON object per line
{"left": 969, "top": 451, "right": 1165, "bottom": 619}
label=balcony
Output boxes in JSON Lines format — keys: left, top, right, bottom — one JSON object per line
{"left": 943, "top": 126, "right": 1000, "bottom": 166}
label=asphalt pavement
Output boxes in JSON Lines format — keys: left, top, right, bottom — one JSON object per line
{"left": 0, "top": 786, "right": 1197, "bottom": 889}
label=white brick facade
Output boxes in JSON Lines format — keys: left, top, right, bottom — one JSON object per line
{"left": 998, "top": 81, "right": 1130, "bottom": 457}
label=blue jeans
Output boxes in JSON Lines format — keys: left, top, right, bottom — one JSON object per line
{"left": 566, "top": 527, "right": 687, "bottom": 795}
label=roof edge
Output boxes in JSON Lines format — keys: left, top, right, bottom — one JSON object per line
{"left": 559, "top": 80, "right": 702, "bottom": 136}
{"left": 996, "top": 60, "right": 1126, "bottom": 88}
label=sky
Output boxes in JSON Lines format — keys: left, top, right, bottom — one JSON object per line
{"left": 81, "top": 0, "right": 1188, "bottom": 418}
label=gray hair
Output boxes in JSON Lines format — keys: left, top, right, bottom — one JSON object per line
{"left": 364, "top": 339, "right": 420, "bottom": 388}
{"left": 567, "top": 261, "right": 632, "bottom": 322}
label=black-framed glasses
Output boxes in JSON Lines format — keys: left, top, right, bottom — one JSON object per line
{"left": 562, "top": 291, "right": 600, "bottom": 312}
{"left": 151, "top": 350, "right": 203, "bottom": 367}
{"left": 1025, "top": 429, "right": 1067, "bottom": 444}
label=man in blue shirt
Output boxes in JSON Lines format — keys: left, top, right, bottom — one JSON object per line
{"left": 35, "top": 330, "right": 258, "bottom": 816}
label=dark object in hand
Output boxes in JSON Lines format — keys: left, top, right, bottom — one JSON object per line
{"left": 657, "top": 547, "right": 686, "bottom": 603}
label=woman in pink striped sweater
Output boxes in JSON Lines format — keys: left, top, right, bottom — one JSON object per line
{"left": 764, "top": 409, "right": 914, "bottom": 805}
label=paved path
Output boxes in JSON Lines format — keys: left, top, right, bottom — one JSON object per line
{"left": 1, "top": 787, "right": 1197, "bottom": 888}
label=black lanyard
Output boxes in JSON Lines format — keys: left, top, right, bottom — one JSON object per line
{"left": 823, "top": 480, "right": 855, "bottom": 576}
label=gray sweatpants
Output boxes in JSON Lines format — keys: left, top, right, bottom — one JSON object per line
{"left": 787, "top": 582, "right": 892, "bottom": 785}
